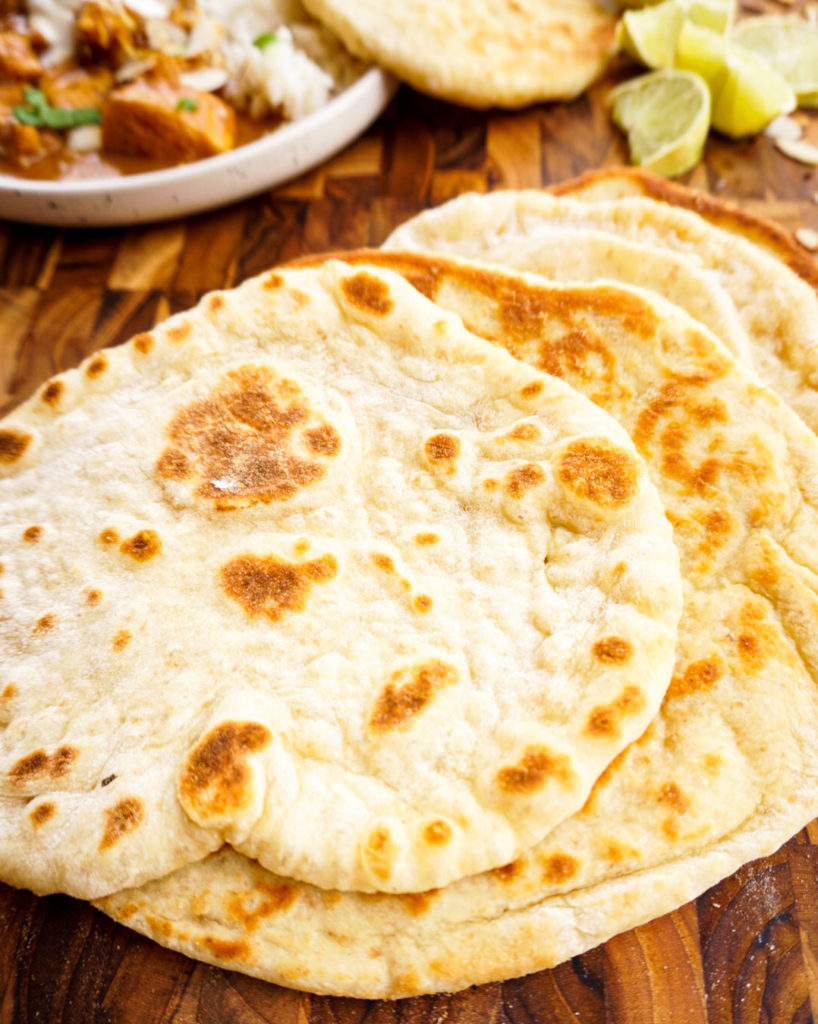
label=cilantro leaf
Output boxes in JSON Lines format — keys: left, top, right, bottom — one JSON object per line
{"left": 13, "top": 87, "right": 102, "bottom": 130}
{"left": 176, "top": 97, "right": 199, "bottom": 112}
{"left": 253, "top": 31, "right": 277, "bottom": 50}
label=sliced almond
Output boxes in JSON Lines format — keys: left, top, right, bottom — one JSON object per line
{"left": 179, "top": 66, "right": 229, "bottom": 92}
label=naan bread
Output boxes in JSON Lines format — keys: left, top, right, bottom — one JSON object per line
{"left": 97, "top": 252, "right": 818, "bottom": 998}
{"left": 386, "top": 187, "right": 818, "bottom": 433}
{"left": 300, "top": 0, "right": 617, "bottom": 107}
{"left": 0, "top": 261, "right": 681, "bottom": 900}
{"left": 550, "top": 167, "right": 818, "bottom": 292}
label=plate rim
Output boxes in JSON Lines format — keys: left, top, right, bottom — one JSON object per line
{"left": 0, "top": 65, "right": 398, "bottom": 222}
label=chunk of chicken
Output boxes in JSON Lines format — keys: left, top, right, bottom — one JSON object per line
{"left": 102, "top": 76, "right": 235, "bottom": 161}
{"left": 0, "top": 30, "right": 41, "bottom": 79}
{"left": 0, "top": 82, "right": 59, "bottom": 166}
{"left": 74, "top": 1, "right": 138, "bottom": 67}
{"left": 40, "top": 64, "right": 111, "bottom": 111}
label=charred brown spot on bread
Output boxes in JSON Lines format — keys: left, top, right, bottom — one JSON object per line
{"left": 143, "top": 914, "right": 173, "bottom": 939}
{"left": 342, "top": 272, "right": 394, "bottom": 315}
{"left": 85, "top": 353, "right": 108, "bottom": 378}
{"left": 33, "top": 613, "right": 56, "bottom": 635}
{"left": 263, "top": 272, "right": 283, "bottom": 290}
{"left": 634, "top": 381, "right": 683, "bottom": 448}
{"left": 120, "top": 530, "right": 161, "bottom": 561}
{"left": 483, "top": 478, "right": 499, "bottom": 491}
{"left": 423, "top": 819, "right": 451, "bottom": 845}
{"left": 156, "top": 448, "right": 190, "bottom": 480}
{"left": 536, "top": 327, "right": 616, "bottom": 386}
{"left": 99, "top": 527, "right": 120, "bottom": 545}
{"left": 304, "top": 424, "right": 341, "bottom": 456}
{"left": 23, "top": 525, "right": 42, "bottom": 543}
{"left": 592, "top": 637, "right": 633, "bottom": 664}
{"left": 1, "top": 683, "right": 16, "bottom": 701}
{"left": 41, "top": 380, "right": 64, "bottom": 407}
{"left": 179, "top": 721, "right": 272, "bottom": 819}
{"left": 372, "top": 553, "right": 394, "bottom": 573}
{"left": 505, "top": 463, "right": 545, "bottom": 498}
{"left": 207, "top": 294, "right": 225, "bottom": 316}
{"left": 84, "top": 588, "right": 102, "bottom": 606}
{"left": 370, "top": 660, "right": 457, "bottom": 731}
{"left": 601, "top": 839, "right": 633, "bottom": 864}
{"left": 112, "top": 629, "right": 132, "bottom": 650}
{"left": 585, "top": 685, "right": 645, "bottom": 738}
{"left": 542, "top": 853, "right": 578, "bottom": 884}
{"left": 700, "top": 508, "right": 734, "bottom": 552}
{"left": 520, "top": 380, "right": 544, "bottom": 399}
{"left": 492, "top": 859, "right": 524, "bottom": 883}
{"left": 668, "top": 655, "right": 723, "bottom": 699}
{"left": 158, "top": 365, "right": 339, "bottom": 508}
{"left": 221, "top": 553, "right": 337, "bottom": 623}
{"left": 415, "top": 531, "right": 439, "bottom": 546}
{"left": 401, "top": 892, "right": 437, "bottom": 916}
{"left": 362, "top": 825, "right": 396, "bottom": 881}
{"left": 167, "top": 320, "right": 192, "bottom": 343}
{"left": 0, "top": 428, "right": 32, "bottom": 463}
{"left": 691, "top": 398, "right": 728, "bottom": 425}
{"left": 225, "top": 882, "right": 297, "bottom": 932}
{"left": 11, "top": 749, "right": 47, "bottom": 779}
{"left": 413, "top": 594, "right": 433, "bottom": 613}
{"left": 501, "top": 282, "right": 657, "bottom": 345}
{"left": 704, "top": 753, "right": 723, "bottom": 775}
{"left": 424, "top": 433, "right": 460, "bottom": 467}
{"left": 658, "top": 781, "right": 690, "bottom": 814}
{"left": 10, "top": 744, "right": 77, "bottom": 782}
{"left": 737, "top": 631, "right": 764, "bottom": 668}
{"left": 558, "top": 439, "right": 639, "bottom": 508}
{"left": 734, "top": 600, "right": 778, "bottom": 671}
{"left": 202, "top": 936, "right": 252, "bottom": 962}
{"left": 30, "top": 801, "right": 56, "bottom": 826}
{"left": 51, "top": 745, "right": 77, "bottom": 776}
{"left": 132, "top": 333, "right": 154, "bottom": 354}
{"left": 497, "top": 746, "right": 573, "bottom": 793}
{"left": 507, "top": 423, "right": 541, "bottom": 442}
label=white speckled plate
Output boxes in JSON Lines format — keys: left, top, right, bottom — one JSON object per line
{"left": 0, "top": 67, "right": 397, "bottom": 227}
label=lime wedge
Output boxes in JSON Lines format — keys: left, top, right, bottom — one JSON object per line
{"left": 618, "top": 0, "right": 687, "bottom": 68}
{"left": 675, "top": 20, "right": 729, "bottom": 91}
{"left": 710, "top": 42, "right": 797, "bottom": 138}
{"left": 733, "top": 15, "right": 818, "bottom": 107}
{"left": 610, "top": 68, "right": 711, "bottom": 176}
{"left": 687, "top": 0, "right": 735, "bottom": 33}
{"left": 617, "top": 0, "right": 736, "bottom": 69}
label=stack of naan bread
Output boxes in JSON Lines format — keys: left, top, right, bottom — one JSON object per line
{"left": 2, "top": 169, "right": 818, "bottom": 1000}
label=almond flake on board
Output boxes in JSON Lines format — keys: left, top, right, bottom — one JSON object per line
{"left": 795, "top": 228, "right": 818, "bottom": 251}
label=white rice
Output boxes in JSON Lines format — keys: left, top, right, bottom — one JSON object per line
{"left": 26, "top": 0, "right": 364, "bottom": 123}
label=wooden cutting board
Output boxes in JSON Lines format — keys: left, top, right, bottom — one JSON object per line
{"left": 2, "top": 3, "right": 818, "bottom": 1019}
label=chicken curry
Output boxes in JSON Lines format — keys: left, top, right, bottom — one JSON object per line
{"left": 0, "top": 0, "right": 302, "bottom": 179}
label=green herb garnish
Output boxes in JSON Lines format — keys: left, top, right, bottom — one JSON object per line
{"left": 13, "top": 87, "right": 102, "bottom": 130}
{"left": 253, "top": 31, "right": 277, "bottom": 50}
{"left": 176, "top": 97, "right": 199, "bottom": 112}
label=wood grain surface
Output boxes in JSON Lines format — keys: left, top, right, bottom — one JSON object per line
{"left": 2, "top": 3, "right": 818, "bottom": 1020}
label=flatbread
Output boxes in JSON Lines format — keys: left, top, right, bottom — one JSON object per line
{"left": 385, "top": 187, "right": 818, "bottom": 434}
{"left": 97, "top": 252, "right": 818, "bottom": 998}
{"left": 549, "top": 167, "right": 818, "bottom": 292}
{"left": 300, "top": 0, "right": 617, "bottom": 107}
{"left": 0, "top": 260, "right": 681, "bottom": 900}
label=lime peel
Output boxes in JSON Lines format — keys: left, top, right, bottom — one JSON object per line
{"left": 610, "top": 68, "right": 711, "bottom": 177}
